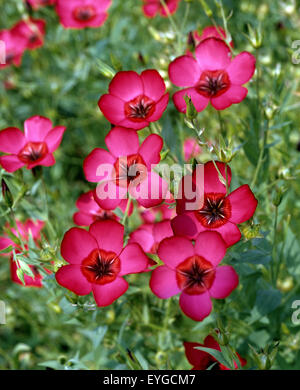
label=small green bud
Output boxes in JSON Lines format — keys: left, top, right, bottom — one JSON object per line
{"left": 1, "top": 179, "right": 13, "bottom": 208}
{"left": 272, "top": 186, "right": 287, "bottom": 207}
{"left": 246, "top": 24, "right": 263, "bottom": 49}
{"left": 198, "top": 0, "right": 213, "bottom": 17}
{"left": 184, "top": 95, "right": 198, "bottom": 120}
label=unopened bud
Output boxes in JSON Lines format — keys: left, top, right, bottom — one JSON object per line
{"left": 184, "top": 95, "right": 198, "bottom": 120}
{"left": 1, "top": 179, "right": 13, "bottom": 208}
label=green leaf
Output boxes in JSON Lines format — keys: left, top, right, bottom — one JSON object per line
{"left": 194, "top": 346, "right": 232, "bottom": 369}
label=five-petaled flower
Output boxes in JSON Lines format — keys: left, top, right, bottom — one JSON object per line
{"left": 98, "top": 70, "right": 169, "bottom": 130}
{"left": 26, "top": 0, "right": 56, "bottom": 10}
{"left": 150, "top": 231, "right": 239, "bottom": 321}
{"left": 0, "top": 219, "right": 46, "bottom": 288}
{"left": 84, "top": 126, "right": 169, "bottom": 209}
{"left": 142, "top": 0, "right": 181, "bottom": 18}
{"left": 73, "top": 190, "right": 133, "bottom": 226}
{"left": 56, "top": 220, "right": 149, "bottom": 306}
{"left": 169, "top": 37, "right": 256, "bottom": 112}
{"left": 55, "top": 0, "right": 112, "bottom": 29}
{"left": 0, "top": 29, "right": 27, "bottom": 69}
{"left": 12, "top": 19, "right": 46, "bottom": 50}
{"left": 184, "top": 335, "right": 247, "bottom": 370}
{"left": 171, "top": 161, "right": 258, "bottom": 247}
{"left": 0, "top": 115, "right": 66, "bottom": 173}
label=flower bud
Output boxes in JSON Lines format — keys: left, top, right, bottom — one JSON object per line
{"left": 198, "top": 0, "right": 213, "bottom": 17}
{"left": 184, "top": 95, "right": 198, "bottom": 120}
{"left": 1, "top": 179, "right": 13, "bottom": 208}
{"left": 246, "top": 24, "right": 263, "bottom": 49}
{"left": 272, "top": 186, "right": 287, "bottom": 207}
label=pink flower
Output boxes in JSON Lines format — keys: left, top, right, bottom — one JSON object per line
{"left": 194, "top": 26, "right": 233, "bottom": 47}
{"left": 26, "top": 0, "right": 56, "bottom": 10}
{"left": 0, "top": 115, "right": 66, "bottom": 173}
{"left": 183, "top": 138, "right": 202, "bottom": 161}
{"left": 150, "top": 231, "right": 239, "bottom": 321}
{"left": 0, "top": 29, "right": 27, "bottom": 69}
{"left": 73, "top": 190, "right": 133, "bottom": 226}
{"left": 56, "top": 220, "right": 149, "bottom": 306}
{"left": 142, "top": 0, "right": 181, "bottom": 18}
{"left": 129, "top": 220, "right": 173, "bottom": 254}
{"left": 84, "top": 126, "right": 169, "bottom": 209}
{"left": 171, "top": 161, "right": 258, "bottom": 247}
{"left": 0, "top": 219, "right": 46, "bottom": 288}
{"left": 140, "top": 194, "right": 176, "bottom": 223}
{"left": 184, "top": 335, "right": 247, "bottom": 370}
{"left": 12, "top": 19, "right": 46, "bottom": 50}
{"left": 169, "top": 37, "right": 256, "bottom": 112}
{"left": 55, "top": 0, "right": 112, "bottom": 29}
{"left": 98, "top": 70, "right": 169, "bottom": 130}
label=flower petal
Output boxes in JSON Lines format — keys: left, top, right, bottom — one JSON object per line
{"left": 179, "top": 291, "right": 212, "bottom": 321}
{"left": 209, "top": 265, "right": 239, "bottom": 299}
{"left": 108, "top": 71, "right": 143, "bottom": 101}
{"left": 141, "top": 69, "right": 166, "bottom": 100}
{"left": 195, "top": 38, "right": 231, "bottom": 70}
{"left": 119, "top": 243, "right": 149, "bottom": 275}
{"left": 138, "top": 134, "right": 163, "bottom": 168}
{"left": 24, "top": 116, "right": 53, "bottom": 142}
{"left": 157, "top": 236, "right": 194, "bottom": 269}
{"left": 44, "top": 126, "right": 66, "bottom": 152}
{"left": 129, "top": 226, "right": 154, "bottom": 253}
{"left": 92, "top": 277, "right": 128, "bottom": 306}
{"left": 169, "top": 55, "right": 201, "bottom": 87}
{"left": 194, "top": 231, "right": 227, "bottom": 266}
{"left": 150, "top": 265, "right": 181, "bottom": 298}
{"left": 83, "top": 148, "right": 114, "bottom": 183}
{"left": 105, "top": 127, "right": 139, "bottom": 158}
{"left": 98, "top": 94, "right": 126, "bottom": 125}
{"left": 0, "top": 127, "right": 25, "bottom": 153}
{"left": 0, "top": 155, "right": 24, "bottom": 172}
{"left": 227, "top": 184, "right": 258, "bottom": 224}
{"left": 61, "top": 227, "right": 98, "bottom": 264}
{"left": 89, "top": 220, "right": 124, "bottom": 255}
{"left": 210, "top": 86, "right": 248, "bottom": 110}
{"left": 55, "top": 265, "right": 92, "bottom": 295}
{"left": 227, "top": 52, "right": 256, "bottom": 85}
{"left": 171, "top": 213, "right": 199, "bottom": 239}
{"left": 153, "top": 220, "right": 173, "bottom": 244}
{"left": 214, "top": 222, "right": 241, "bottom": 247}
{"left": 94, "top": 180, "right": 127, "bottom": 210}
{"left": 147, "top": 93, "right": 169, "bottom": 122}
{"left": 203, "top": 161, "right": 231, "bottom": 194}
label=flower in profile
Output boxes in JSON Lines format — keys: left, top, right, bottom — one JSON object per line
{"left": 56, "top": 220, "right": 149, "bottom": 306}
{"left": 0, "top": 219, "right": 46, "bottom": 287}
{"left": 172, "top": 161, "right": 258, "bottom": 246}
{"left": 55, "top": 0, "right": 112, "bottom": 29}
{"left": 84, "top": 126, "right": 168, "bottom": 210}
{"left": 129, "top": 220, "right": 173, "bottom": 254}
{"left": 184, "top": 335, "right": 247, "bottom": 370}
{"left": 12, "top": 19, "right": 46, "bottom": 50}
{"left": 169, "top": 37, "right": 256, "bottom": 112}
{"left": 26, "top": 0, "right": 56, "bottom": 10}
{"left": 0, "top": 116, "right": 66, "bottom": 173}
{"left": 183, "top": 138, "right": 202, "bottom": 161}
{"left": 98, "top": 70, "right": 169, "bottom": 130}
{"left": 0, "top": 29, "right": 27, "bottom": 69}
{"left": 142, "top": 0, "right": 181, "bottom": 18}
{"left": 150, "top": 231, "right": 239, "bottom": 321}
{"left": 73, "top": 190, "right": 133, "bottom": 226}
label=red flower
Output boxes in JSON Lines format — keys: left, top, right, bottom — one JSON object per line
{"left": 150, "top": 231, "right": 239, "bottom": 321}
{"left": 0, "top": 115, "right": 66, "bottom": 173}
{"left": 12, "top": 19, "right": 46, "bottom": 50}
{"left": 55, "top": 0, "right": 112, "bottom": 29}
{"left": 26, "top": 0, "right": 56, "bottom": 10}
{"left": 56, "top": 220, "right": 149, "bottom": 306}
{"left": 98, "top": 70, "right": 169, "bottom": 130}
{"left": 142, "top": 0, "right": 181, "bottom": 18}
{"left": 129, "top": 220, "right": 173, "bottom": 254}
{"left": 83, "top": 126, "right": 169, "bottom": 209}
{"left": 169, "top": 37, "right": 256, "bottom": 112}
{"left": 184, "top": 335, "right": 247, "bottom": 370}
{"left": 73, "top": 190, "right": 133, "bottom": 226}
{"left": 0, "top": 29, "right": 27, "bottom": 69}
{"left": 172, "top": 161, "right": 258, "bottom": 247}
{"left": 0, "top": 219, "right": 46, "bottom": 288}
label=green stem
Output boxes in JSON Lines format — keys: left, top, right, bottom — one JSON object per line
{"left": 251, "top": 122, "right": 269, "bottom": 188}
{"left": 121, "top": 197, "right": 132, "bottom": 226}
{"left": 271, "top": 206, "right": 279, "bottom": 285}
{"left": 160, "top": 0, "right": 181, "bottom": 50}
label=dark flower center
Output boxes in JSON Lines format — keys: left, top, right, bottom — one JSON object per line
{"left": 73, "top": 5, "right": 97, "bottom": 22}
{"left": 195, "top": 193, "right": 231, "bottom": 228}
{"left": 196, "top": 70, "right": 230, "bottom": 98}
{"left": 176, "top": 255, "right": 215, "bottom": 295}
{"left": 125, "top": 95, "right": 155, "bottom": 122}
{"left": 93, "top": 210, "right": 118, "bottom": 222}
{"left": 114, "top": 154, "right": 147, "bottom": 187}
{"left": 81, "top": 249, "right": 120, "bottom": 285}
{"left": 5, "top": 53, "right": 15, "bottom": 64}
{"left": 18, "top": 142, "right": 48, "bottom": 164}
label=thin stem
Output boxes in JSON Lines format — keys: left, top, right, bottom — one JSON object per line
{"left": 251, "top": 121, "right": 269, "bottom": 188}
{"left": 217, "top": 110, "right": 226, "bottom": 138}
{"left": 271, "top": 206, "right": 279, "bottom": 285}
{"left": 121, "top": 197, "right": 132, "bottom": 226}
{"left": 160, "top": 0, "right": 181, "bottom": 50}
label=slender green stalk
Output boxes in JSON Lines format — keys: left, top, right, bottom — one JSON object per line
{"left": 160, "top": 0, "right": 181, "bottom": 50}
{"left": 271, "top": 206, "right": 279, "bottom": 285}
{"left": 121, "top": 197, "right": 132, "bottom": 226}
{"left": 251, "top": 123, "right": 269, "bottom": 188}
